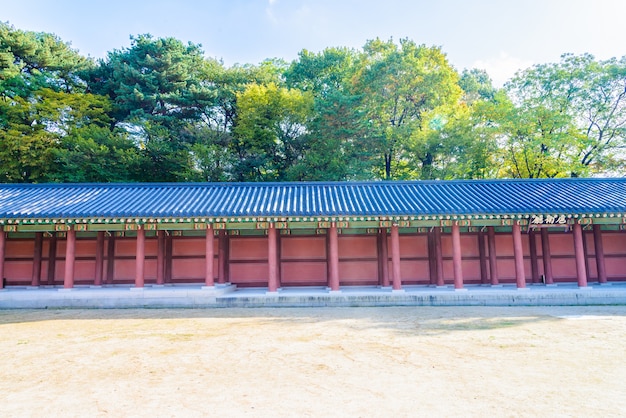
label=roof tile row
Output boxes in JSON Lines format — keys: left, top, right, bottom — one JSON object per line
{"left": 0, "top": 179, "right": 624, "bottom": 219}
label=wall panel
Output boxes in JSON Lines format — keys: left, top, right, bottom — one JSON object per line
{"left": 280, "top": 236, "right": 327, "bottom": 286}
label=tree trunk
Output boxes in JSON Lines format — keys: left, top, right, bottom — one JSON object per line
{"left": 385, "top": 153, "right": 392, "bottom": 179}
{"left": 421, "top": 152, "right": 433, "bottom": 179}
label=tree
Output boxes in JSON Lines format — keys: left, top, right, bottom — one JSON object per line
{"left": 407, "top": 101, "right": 499, "bottom": 179}
{"left": 232, "top": 83, "right": 313, "bottom": 181}
{"left": 459, "top": 68, "right": 497, "bottom": 104}
{"left": 495, "top": 93, "right": 585, "bottom": 178}
{"left": 0, "top": 111, "right": 57, "bottom": 182}
{"left": 351, "top": 38, "right": 462, "bottom": 179}
{"left": 0, "top": 86, "right": 143, "bottom": 183}
{"left": 86, "top": 35, "right": 223, "bottom": 181}
{"left": 0, "top": 22, "right": 92, "bottom": 98}
{"left": 505, "top": 53, "right": 626, "bottom": 176}
{"left": 46, "top": 126, "right": 144, "bottom": 182}
{"left": 89, "top": 34, "right": 215, "bottom": 127}
{"left": 0, "top": 23, "right": 96, "bottom": 182}
{"left": 285, "top": 47, "right": 372, "bottom": 180}
{"left": 190, "top": 60, "right": 288, "bottom": 181}
{"left": 285, "top": 47, "right": 356, "bottom": 96}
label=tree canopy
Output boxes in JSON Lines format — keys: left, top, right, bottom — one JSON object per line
{"left": 2, "top": 21, "right": 626, "bottom": 183}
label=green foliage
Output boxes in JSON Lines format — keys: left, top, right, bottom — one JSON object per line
{"left": 351, "top": 38, "right": 462, "bottom": 179}
{"left": 407, "top": 102, "right": 499, "bottom": 180}
{"left": 232, "top": 83, "right": 314, "bottom": 181}
{"left": 89, "top": 34, "right": 215, "bottom": 126}
{"left": 0, "top": 23, "right": 99, "bottom": 183}
{"left": 285, "top": 47, "right": 356, "bottom": 95}
{"left": 459, "top": 68, "right": 497, "bottom": 104}
{"left": 0, "top": 22, "right": 92, "bottom": 97}
{"left": 0, "top": 124, "right": 57, "bottom": 182}
{"left": 285, "top": 47, "right": 371, "bottom": 180}
{"left": 504, "top": 53, "right": 626, "bottom": 177}
{"left": 46, "top": 126, "right": 143, "bottom": 182}
{"left": 495, "top": 93, "right": 586, "bottom": 178}
{"left": 2, "top": 22, "right": 626, "bottom": 183}
{"left": 296, "top": 90, "right": 373, "bottom": 181}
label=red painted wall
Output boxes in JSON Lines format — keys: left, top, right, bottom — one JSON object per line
{"left": 171, "top": 237, "right": 204, "bottom": 283}
{"left": 229, "top": 237, "right": 268, "bottom": 286}
{"left": 2, "top": 228, "right": 625, "bottom": 287}
{"left": 280, "top": 236, "right": 327, "bottom": 286}
{"left": 396, "top": 235, "right": 430, "bottom": 285}
{"left": 338, "top": 236, "right": 378, "bottom": 285}
{"left": 600, "top": 231, "right": 626, "bottom": 280}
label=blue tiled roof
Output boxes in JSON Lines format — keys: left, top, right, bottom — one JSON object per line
{"left": 0, "top": 179, "right": 624, "bottom": 219}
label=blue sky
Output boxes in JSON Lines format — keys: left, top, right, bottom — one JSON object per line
{"left": 2, "top": 0, "right": 625, "bottom": 85}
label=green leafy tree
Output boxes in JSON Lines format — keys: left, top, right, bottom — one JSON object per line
{"left": 495, "top": 93, "right": 585, "bottom": 178}
{"left": 191, "top": 60, "right": 287, "bottom": 181}
{"left": 459, "top": 68, "right": 497, "bottom": 104}
{"left": 295, "top": 90, "right": 373, "bottom": 180}
{"left": 87, "top": 35, "right": 222, "bottom": 181}
{"left": 0, "top": 22, "right": 92, "bottom": 97}
{"left": 0, "top": 85, "right": 142, "bottom": 183}
{"left": 46, "top": 126, "right": 144, "bottom": 182}
{"left": 407, "top": 102, "right": 499, "bottom": 179}
{"left": 285, "top": 47, "right": 372, "bottom": 180}
{"left": 233, "top": 83, "right": 314, "bottom": 181}
{"left": 89, "top": 34, "right": 215, "bottom": 127}
{"left": 505, "top": 53, "right": 626, "bottom": 176}
{"left": 0, "top": 23, "right": 96, "bottom": 182}
{"left": 351, "top": 38, "right": 462, "bottom": 179}
{"left": 0, "top": 110, "right": 57, "bottom": 182}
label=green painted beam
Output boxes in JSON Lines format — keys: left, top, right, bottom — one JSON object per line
{"left": 87, "top": 224, "right": 125, "bottom": 231}
{"left": 287, "top": 221, "right": 325, "bottom": 229}
{"left": 14, "top": 225, "right": 56, "bottom": 232}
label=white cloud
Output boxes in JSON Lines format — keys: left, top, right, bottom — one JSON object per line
{"left": 472, "top": 52, "right": 534, "bottom": 87}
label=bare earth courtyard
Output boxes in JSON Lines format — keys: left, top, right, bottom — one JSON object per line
{"left": 1, "top": 306, "right": 625, "bottom": 417}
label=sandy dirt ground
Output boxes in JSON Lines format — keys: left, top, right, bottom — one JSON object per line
{"left": 0, "top": 306, "right": 625, "bottom": 417}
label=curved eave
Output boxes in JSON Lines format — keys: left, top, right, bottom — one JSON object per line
{"left": 1, "top": 179, "right": 626, "bottom": 226}
{"left": 3, "top": 211, "right": 625, "bottom": 234}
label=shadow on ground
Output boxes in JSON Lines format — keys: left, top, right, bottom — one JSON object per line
{"left": 1, "top": 306, "right": 625, "bottom": 336}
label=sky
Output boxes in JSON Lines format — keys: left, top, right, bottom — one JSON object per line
{"left": 2, "top": 0, "right": 626, "bottom": 86}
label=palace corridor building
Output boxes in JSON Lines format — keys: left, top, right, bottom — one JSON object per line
{"left": 1, "top": 179, "right": 625, "bottom": 292}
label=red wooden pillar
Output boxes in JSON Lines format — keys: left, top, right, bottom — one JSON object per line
{"left": 582, "top": 229, "right": 591, "bottom": 281}
{"left": 94, "top": 231, "right": 104, "bottom": 286}
{"left": 487, "top": 227, "right": 499, "bottom": 285}
{"left": 0, "top": 230, "right": 5, "bottom": 290}
{"left": 573, "top": 223, "right": 588, "bottom": 287}
{"left": 156, "top": 231, "right": 165, "bottom": 285}
{"left": 434, "top": 227, "right": 445, "bottom": 286}
{"left": 106, "top": 234, "right": 115, "bottom": 284}
{"left": 48, "top": 233, "right": 58, "bottom": 285}
{"left": 204, "top": 225, "right": 215, "bottom": 287}
{"left": 427, "top": 230, "right": 436, "bottom": 285}
{"left": 165, "top": 233, "right": 173, "bottom": 283}
{"left": 379, "top": 228, "right": 390, "bottom": 287}
{"left": 268, "top": 225, "right": 279, "bottom": 292}
{"left": 218, "top": 230, "right": 227, "bottom": 284}
{"left": 63, "top": 228, "right": 76, "bottom": 289}
{"left": 390, "top": 224, "right": 402, "bottom": 290}
{"left": 328, "top": 224, "right": 340, "bottom": 291}
{"left": 529, "top": 230, "right": 539, "bottom": 283}
{"left": 134, "top": 227, "right": 145, "bottom": 288}
{"left": 451, "top": 223, "right": 464, "bottom": 289}
{"left": 31, "top": 232, "right": 43, "bottom": 287}
{"left": 512, "top": 223, "right": 526, "bottom": 289}
{"left": 593, "top": 225, "right": 607, "bottom": 284}
{"left": 540, "top": 228, "right": 554, "bottom": 284}
{"left": 478, "top": 230, "right": 488, "bottom": 284}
